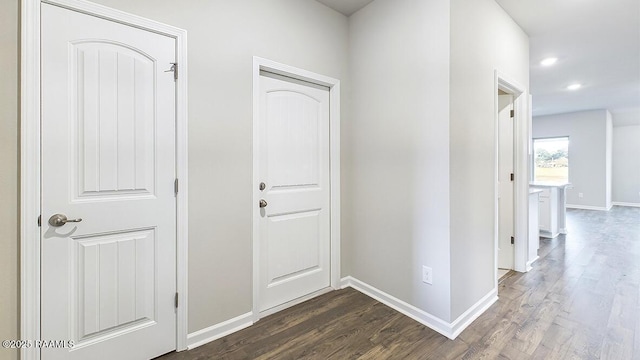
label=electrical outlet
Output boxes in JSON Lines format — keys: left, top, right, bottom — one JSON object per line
{"left": 578, "top": 192, "right": 584, "bottom": 198}
{"left": 422, "top": 266, "right": 433, "bottom": 285}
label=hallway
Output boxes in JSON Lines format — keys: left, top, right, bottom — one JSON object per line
{"left": 159, "top": 206, "right": 640, "bottom": 359}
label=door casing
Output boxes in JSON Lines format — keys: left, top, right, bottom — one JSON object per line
{"left": 252, "top": 57, "right": 341, "bottom": 321}
{"left": 493, "top": 70, "right": 530, "bottom": 287}
{"left": 20, "top": 1, "right": 189, "bottom": 358}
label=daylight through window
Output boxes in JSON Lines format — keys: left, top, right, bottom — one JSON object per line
{"left": 533, "top": 137, "right": 569, "bottom": 183}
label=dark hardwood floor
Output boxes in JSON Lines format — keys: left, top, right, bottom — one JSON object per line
{"left": 159, "top": 206, "right": 640, "bottom": 359}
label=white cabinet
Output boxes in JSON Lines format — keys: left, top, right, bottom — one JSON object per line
{"left": 539, "top": 188, "right": 559, "bottom": 236}
{"left": 538, "top": 193, "right": 550, "bottom": 231}
{"left": 532, "top": 185, "right": 565, "bottom": 238}
{"left": 528, "top": 190, "right": 542, "bottom": 269}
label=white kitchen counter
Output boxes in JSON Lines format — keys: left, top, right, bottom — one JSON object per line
{"left": 530, "top": 182, "right": 571, "bottom": 238}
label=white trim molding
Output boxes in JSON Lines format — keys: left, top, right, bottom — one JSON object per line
{"left": 251, "top": 57, "right": 341, "bottom": 321}
{"left": 539, "top": 230, "right": 560, "bottom": 239}
{"left": 20, "top": 2, "right": 42, "bottom": 360}
{"left": 448, "top": 288, "right": 499, "bottom": 339}
{"left": 566, "top": 204, "right": 610, "bottom": 211}
{"left": 184, "top": 276, "right": 499, "bottom": 350}
{"left": 20, "top": 1, "right": 189, "bottom": 358}
{"left": 340, "top": 277, "right": 498, "bottom": 340}
{"left": 187, "top": 312, "right": 254, "bottom": 350}
{"left": 612, "top": 202, "right": 640, "bottom": 208}
{"left": 494, "top": 70, "right": 529, "bottom": 275}
{"left": 526, "top": 256, "right": 539, "bottom": 272}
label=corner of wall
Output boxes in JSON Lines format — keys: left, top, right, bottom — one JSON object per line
{"left": 341, "top": 276, "right": 497, "bottom": 340}
{"left": 606, "top": 111, "right": 613, "bottom": 208}
{"left": 346, "top": 0, "right": 452, "bottom": 323}
{"left": 449, "top": 0, "right": 529, "bottom": 320}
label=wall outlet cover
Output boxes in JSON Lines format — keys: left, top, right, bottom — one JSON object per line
{"left": 422, "top": 266, "right": 433, "bottom": 285}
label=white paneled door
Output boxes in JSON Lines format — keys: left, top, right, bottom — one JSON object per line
{"left": 41, "top": 4, "right": 177, "bottom": 359}
{"left": 257, "top": 72, "right": 331, "bottom": 312}
{"left": 498, "top": 94, "right": 515, "bottom": 270}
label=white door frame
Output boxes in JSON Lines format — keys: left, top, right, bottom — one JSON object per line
{"left": 493, "top": 70, "right": 529, "bottom": 282}
{"left": 20, "top": 0, "right": 189, "bottom": 358}
{"left": 252, "top": 57, "right": 341, "bottom": 320}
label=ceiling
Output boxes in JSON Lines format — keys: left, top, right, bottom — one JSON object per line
{"left": 495, "top": 0, "right": 640, "bottom": 124}
{"left": 315, "top": 0, "right": 374, "bottom": 16}
{"left": 317, "top": 0, "right": 640, "bottom": 125}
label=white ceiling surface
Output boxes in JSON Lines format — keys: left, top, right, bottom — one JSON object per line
{"left": 494, "top": 0, "right": 640, "bottom": 124}
{"left": 317, "top": 0, "right": 640, "bottom": 125}
{"left": 315, "top": 0, "right": 374, "bottom": 16}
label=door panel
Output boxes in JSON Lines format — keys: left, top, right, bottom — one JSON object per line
{"left": 74, "top": 42, "right": 156, "bottom": 199}
{"left": 41, "top": 4, "right": 176, "bottom": 359}
{"left": 266, "top": 91, "right": 321, "bottom": 187}
{"left": 258, "top": 72, "right": 330, "bottom": 312}
{"left": 498, "top": 94, "right": 515, "bottom": 270}
{"left": 74, "top": 229, "right": 155, "bottom": 339}
{"left": 267, "top": 211, "right": 321, "bottom": 284}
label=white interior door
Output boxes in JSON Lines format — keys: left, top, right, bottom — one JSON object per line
{"left": 498, "top": 94, "right": 515, "bottom": 270}
{"left": 41, "top": 4, "right": 177, "bottom": 359}
{"left": 257, "top": 71, "right": 331, "bottom": 312}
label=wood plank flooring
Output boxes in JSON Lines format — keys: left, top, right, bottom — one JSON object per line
{"left": 158, "top": 206, "right": 640, "bottom": 359}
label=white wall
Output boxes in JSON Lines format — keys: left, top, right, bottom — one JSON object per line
{"left": 612, "top": 108, "right": 640, "bottom": 126}
{"left": 2, "top": 0, "right": 532, "bottom": 350}
{"left": 606, "top": 112, "right": 613, "bottom": 208}
{"left": 449, "top": 0, "right": 529, "bottom": 319}
{"left": 86, "top": 0, "right": 350, "bottom": 334}
{"left": 533, "top": 110, "right": 611, "bottom": 209}
{"left": 0, "top": 1, "right": 19, "bottom": 359}
{"left": 346, "top": 0, "right": 452, "bottom": 321}
{"left": 613, "top": 125, "right": 640, "bottom": 205}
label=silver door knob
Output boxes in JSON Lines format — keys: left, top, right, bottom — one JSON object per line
{"left": 48, "top": 214, "right": 83, "bottom": 227}
{"left": 259, "top": 199, "right": 268, "bottom": 208}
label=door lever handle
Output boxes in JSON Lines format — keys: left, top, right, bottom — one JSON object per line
{"left": 48, "top": 214, "right": 83, "bottom": 227}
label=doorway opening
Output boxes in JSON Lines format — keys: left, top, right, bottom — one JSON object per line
{"left": 21, "top": 1, "right": 189, "bottom": 357}
{"left": 252, "top": 57, "right": 341, "bottom": 321}
{"left": 497, "top": 92, "right": 515, "bottom": 276}
{"left": 493, "top": 71, "right": 529, "bottom": 288}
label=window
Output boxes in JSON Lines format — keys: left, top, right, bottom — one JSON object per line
{"left": 533, "top": 137, "right": 569, "bottom": 183}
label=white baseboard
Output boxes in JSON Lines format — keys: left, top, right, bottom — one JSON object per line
{"left": 185, "top": 277, "right": 500, "bottom": 350}
{"left": 187, "top": 312, "right": 254, "bottom": 350}
{"left": 449, "top": 288, "right": 498, "bottom": 339}
{"left": 526, "top": 256, "right": 539, "bottom": 272}
{"left": 340, "top": 276, "right": 497, "bottom": 340}
{"left": 566, "top": 204, "right": 609, "bottom": 211}
{"left": 612, "top": 202, "right": 640, "bottom": 208}
{"left": 539, "top": 230, "right": 559, "bottom": 239}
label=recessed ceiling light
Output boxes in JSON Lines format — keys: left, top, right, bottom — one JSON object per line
{"left": 541, "top": 57, "right": 558, "bottom": 66}
{"left": 567, "top": 83, "right": 582, "bottom": 90}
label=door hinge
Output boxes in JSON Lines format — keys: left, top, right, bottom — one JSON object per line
{"left": 174, "top": 178, "right": 179, "bottom": 195}
{"left": 510, "top": 109, "right": 514, "bottom": 118}
{"left": 165, "top": 62, "right": 178, "bottom": 80}
{"left": 510, "top": 173, "right": 514, "bottom": 181}
{"left": 511, "top": 236, "right": 514, "bottom": 245}
{"left": 174, "top": 292, "right": 179, "bottom": 308}
{"left": 37, "top": 215, "right": 41, "bottom": 227}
